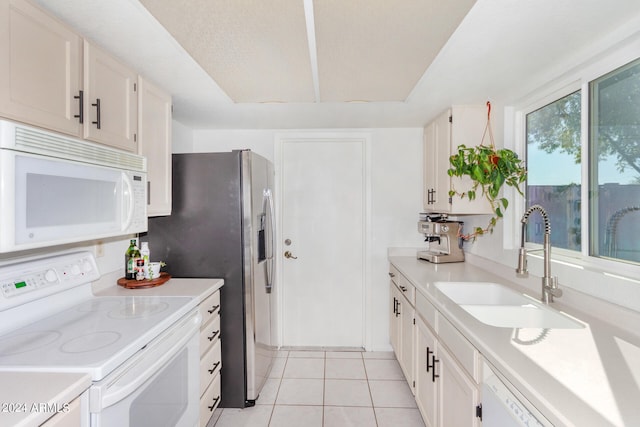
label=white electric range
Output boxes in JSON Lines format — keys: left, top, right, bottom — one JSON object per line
{"left": 0, "top": 251, "right": 201, "bottom": 426}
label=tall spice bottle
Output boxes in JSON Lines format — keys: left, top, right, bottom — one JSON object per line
{"left": 140, "top": 242, "right": 150, "bottom": 279}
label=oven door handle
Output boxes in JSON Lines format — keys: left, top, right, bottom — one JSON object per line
{"left": 90, "top": 311, "right": 200, "bottom": 411}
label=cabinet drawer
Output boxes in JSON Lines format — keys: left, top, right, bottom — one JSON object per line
{"left": 416, "top": 291, "right": 437, "bottom": 332}
{"left": 200, "top": 339, "right": 222, "bottom": 396}
{"left": 199, "top": 290, "right": 220, "bottom": 328}
{"left": 41, "top": 396, "right": 81, "bottom": 426}
{"left": 437, "top": 313, "right": 479, "bottom": 382}
{"left": 199, "top": 373, "right": 221, "bottom": 427}
{"left": 199, "top": 315, "right": 221, "bottom": 356}
{"left": 389, "top": 266, "right": 415, "bottom": 306}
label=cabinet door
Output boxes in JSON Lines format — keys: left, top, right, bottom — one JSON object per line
{"left": 389, "top": 282, "right": 402, "bottom": 359}
{"left": 138, "top": 76, "right": 172, "bottom": 216}
{"left": 84, "top": 40, "right": 138, "bottom": 152}
{"left": 431, "top": 109, "right": 453, "bottom": 212}
{"left": 400, "top": 292, "right": 414, "bottom": 392}
{"left": 448, "top": 105, "right": 493, "bottom": 214}
{"left": 423, "top": 121, "right": 436, "bottom": 210}
{"left": 0, "top": 0, "right": 82, "bottom": 136}
{"left": 40, "top": 396, "right": 82, "bottom": 426}
{"left": 415, "top": 317, "right": 438, "bottom": 427}
{"left": 438, "top": 345, "right": 480, "bottom": 427}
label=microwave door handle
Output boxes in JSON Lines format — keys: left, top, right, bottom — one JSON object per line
{"left": 122, "top": 173, "right": 135, "bottom": 231}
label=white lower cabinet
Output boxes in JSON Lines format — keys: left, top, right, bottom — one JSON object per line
{"left": 414, "top": 313, "right": 481, "bottom": 427}
{"left": 390, "top": 282, "right": 402, "bottom": 358}
{"left": 416, "top": 316, "right": 438, "bottom": 427}
{"left": 198, "top": 290, "right": 222, "bottom": 426}
{"left": 438, "top": 344, "right": 480, "bottom": 426}
{"left": 389, "top": 267, "right": 415, "bottom": 393}
{"left": 391, "top": 265, "right": 481, "bottom": 427}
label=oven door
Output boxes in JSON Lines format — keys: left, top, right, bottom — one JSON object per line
{"left": 89, "top": 310, "right": 201, "bottom": 427}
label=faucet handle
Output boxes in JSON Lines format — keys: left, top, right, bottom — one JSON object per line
{"left": 515, "top": 247, "right": 528, "bottom": 277}
{"left": 544, "top": 276, "right": 563, "bottom": 299}
{"left": 549, "top": 287, "right": 563, "bottom": 298}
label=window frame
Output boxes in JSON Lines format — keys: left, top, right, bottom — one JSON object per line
{"left": 512, "top": 47, "right": 640, "bottom": 280}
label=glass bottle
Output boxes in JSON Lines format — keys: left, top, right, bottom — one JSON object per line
{"left": 140, "top": 242, "right": 150, "bottom": 279}
{"left": 125, "top": 239, "right": 140, "bottom": 280}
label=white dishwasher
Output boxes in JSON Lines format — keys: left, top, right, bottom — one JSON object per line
{"left": 482, "top": 362, "right": 552, "bottom": 427}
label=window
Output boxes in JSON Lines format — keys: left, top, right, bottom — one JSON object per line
{"left": 524, "top": 57, "right": 640, "bottom": 266}
{"left": 590, "top": 59, "right": 640, "bottom": 264}
{"left": 526, "top": 91, "right": 582, "bottom": 251}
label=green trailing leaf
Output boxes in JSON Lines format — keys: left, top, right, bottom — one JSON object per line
{"left": 447, "top": 142, "right": 527, "bottom": 240}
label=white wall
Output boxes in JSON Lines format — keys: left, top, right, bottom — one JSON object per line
{"left": 191, "top": 127, "right": 424, "bottom": 350}
{"left": 192, "top": 129, "right": 275, "bottom": 160}
{"left": 367, "top": 129, "right": 424, "bottom": 349}
{"left": 172, "top": 119, "right": 195, "bottom": 153}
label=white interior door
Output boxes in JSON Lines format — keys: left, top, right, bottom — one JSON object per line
{"left": 280, "top": 137, "right": 365, "bottom": 347}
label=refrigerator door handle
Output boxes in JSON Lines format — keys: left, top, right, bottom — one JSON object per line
{"left": 264, "top": 189, "right": 275, "bottom": 293}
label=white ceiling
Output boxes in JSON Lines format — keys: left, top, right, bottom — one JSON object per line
{"left": 136, "top": 0, "right": 474, "bottom": 104}
{"left": 33, "top": 0, "right": 640, "bottom": 129}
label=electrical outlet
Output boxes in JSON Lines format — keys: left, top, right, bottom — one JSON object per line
{"left": 95, "top": 241, "right": 104, "bottom": 258}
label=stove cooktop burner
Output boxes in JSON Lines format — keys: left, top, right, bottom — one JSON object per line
{"left": 60, "top": 331, "right": 121, "bottom": 354}
{"left": 0, "top": 295, "right": 194, "bottom": 380}
{"left": 108, "top": 301, "right": 170, "bottom": 319}
{"left": 0, "top": 331, "right": 61, "bottom": 356}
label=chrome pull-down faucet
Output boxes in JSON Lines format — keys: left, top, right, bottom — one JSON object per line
{"left": 516, "top": 204, "right": 563, "bottom": 304}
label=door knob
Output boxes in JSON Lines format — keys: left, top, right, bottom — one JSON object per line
{"left": 284, "top": 251, "right": 298, "bottom": 259}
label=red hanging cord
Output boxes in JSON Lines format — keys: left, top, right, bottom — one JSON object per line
{"left": 480, "top": 101, "right": 495, "bottom": 149}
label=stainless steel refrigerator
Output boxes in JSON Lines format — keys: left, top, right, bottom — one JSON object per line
{"left": 146, "top": 150, "right": 276, "bottom": 408}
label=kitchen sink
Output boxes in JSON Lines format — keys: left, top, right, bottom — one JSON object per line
{"left": 435, "top": 282, "right": 584, "bottom": 329}
{"left": 434, "top": 282, "right": 534, "bottom": 306}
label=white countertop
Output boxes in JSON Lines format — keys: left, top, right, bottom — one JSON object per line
{"left": 93, "top": 270, "right": 224, "bottom": 303}
{"left": 0, "top": 372, "right": 90, "bottom": 427}
{"left": 389, "top": 256, "right": 640, "bottom": 427}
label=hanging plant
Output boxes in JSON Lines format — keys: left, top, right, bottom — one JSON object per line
{"left": 447, "top": 101, "right": 527, "bottom": 240}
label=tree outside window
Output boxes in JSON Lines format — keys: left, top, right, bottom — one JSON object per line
{"left": 525, "top": 57, "right": 640, "bottom": 265}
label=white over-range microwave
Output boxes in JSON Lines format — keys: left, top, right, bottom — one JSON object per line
{"left": 0, "top": 119, "right": 147, "bottom": 253}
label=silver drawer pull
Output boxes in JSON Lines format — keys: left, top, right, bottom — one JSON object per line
{"left": 208, "top": 361, "right": 221, "bottom": 374}
{"left": 207, "top": 304, "right": 220, "bottom": 315}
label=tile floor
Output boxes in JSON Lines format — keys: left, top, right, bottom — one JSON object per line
{"left": 210, "top": 350, "right": 426, "bottom": 427}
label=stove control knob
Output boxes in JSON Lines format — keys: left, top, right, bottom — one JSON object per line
{"left": 83, "top": 261, "right": 93, "bottom": 273}
{"left": 45, "top": 269, "right": 57, "bottom": 283}
{"left": 70, "top": 264, "right": 81, "bottom": 276}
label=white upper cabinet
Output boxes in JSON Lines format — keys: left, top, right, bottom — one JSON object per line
{"left": 138, "top": 76, "right": 172, "bottom": 216}
{"left": 0, "top": 0, "right": 83, "bottom": 136}
{"left": 0, "top": 0, "right": 139, "bottom": 154}
{"left": 423, "top": 105, "right": 493, "bottom": 214}
{"left": 84, "top": 40, "right": 138, "bottom": 152}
